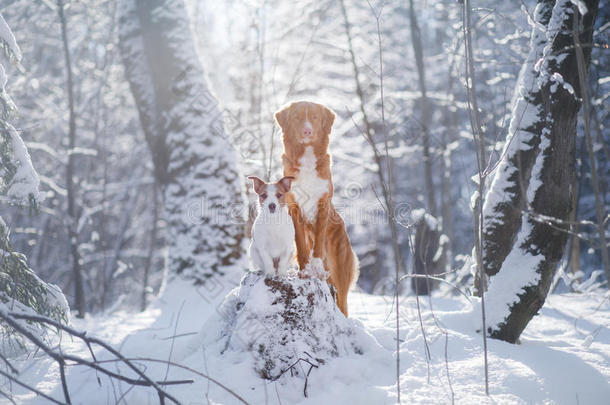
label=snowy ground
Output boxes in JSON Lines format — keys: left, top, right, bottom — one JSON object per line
{"left": 5, "top": 272, "right": 610, "bottom": 405}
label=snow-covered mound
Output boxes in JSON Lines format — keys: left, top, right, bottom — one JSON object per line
{"left": 217, "top": 271, "right": 364, "bottom": 380}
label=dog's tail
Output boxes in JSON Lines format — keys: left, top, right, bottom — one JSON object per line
{"left": 349, "top": 250, "right": 360, "bottom": 291}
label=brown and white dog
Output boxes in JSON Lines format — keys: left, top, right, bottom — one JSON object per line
{"left": 274, "top": 100, "right": 359, "bottom": 317}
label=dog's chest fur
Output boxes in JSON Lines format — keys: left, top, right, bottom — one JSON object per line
{"left": 252, "top": 208, "right": 294, "bottom": 257}
{"left": 292, "top": 146, "right": 329, "bottom": 223}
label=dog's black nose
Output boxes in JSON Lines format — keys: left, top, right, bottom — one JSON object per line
{"left": 268, "top": 203, "right": 276, "bottom": 213}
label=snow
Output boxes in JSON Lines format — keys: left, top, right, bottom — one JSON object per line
{"left": 0, "top": 13, "right": 22, "bottom": 62}
{"left": 208, "top": 272, "right": 367, "bottom": 381}
{"left": 484, "top": 220, "right": 541, "bottom": 329}
{"left": 410, "top": 208, "right": 440, "bottom": 229}
{"left": 301, "top": 256, "right": 330, "bottom": 279}
{"left": 0, "top": 280, "right": 69, "bottom": 357}
{"left": 479, "top": 0, "right": 586, "bottom": 338}
{"left": 481, "top": 0, "right": 548, "bottom": 230}
{"left": 0, "top": 12, "right": 22, "bottom": 91}
{"left": 535, "top": 0, "right": 572, "bottom": 88}
{"left": 4, "top": 272, "right": 610, "bottom": 404}
{"left": 482, "top": 0, "right": 574, "bottom": 231}
{"left": 1, "top": 15, "right": 42, "bottom": 207}
{"left": 0, "top": 63, "right": 6, "bottom": 90}
{"left": 484, "top": 122, "right": 552, "bottom": 330}
{"left": 5, "top": 123, "right": 44, "bottom": 205}
{"left": 480, "top": 0, "right": 576, "bottom": 332}
{"left": 549, "top": 72, "right": 576, "bottom": 95}
{"left": 569, "top": 0, "right": 588, "bottom": 16}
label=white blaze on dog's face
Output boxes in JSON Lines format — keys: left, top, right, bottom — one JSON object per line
{"left": 274, "top": 101, "right": 335, "bottom": 145}
{"left": 302, "top": 110, "right": 315, "bottom": 144}
{"left": 248, "top": 176, "right": 294, "bottom": 215}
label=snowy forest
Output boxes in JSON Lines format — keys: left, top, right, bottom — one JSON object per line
{"left": 0, "top": 0, "right": 608, "bottom": 403}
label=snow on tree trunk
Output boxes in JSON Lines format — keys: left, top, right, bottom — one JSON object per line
{"left": 481, "top": 0, "right": 599, "bottom": 343}
{"left": 118, "top": 0, "right": 246, "bottom": 283}
{"left": 216, "top": 272, "right": 365, "bottom": 381}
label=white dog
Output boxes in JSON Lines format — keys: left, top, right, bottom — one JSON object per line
{"left": 248, "top": 176, "right": 295, "bottom": 277}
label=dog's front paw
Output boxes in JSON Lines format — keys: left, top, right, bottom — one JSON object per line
{"left": 303, "top": 257, "right": 329, "bottom": 280}
{"left": 276, "top": 266, "right": 290, "bottom": 278}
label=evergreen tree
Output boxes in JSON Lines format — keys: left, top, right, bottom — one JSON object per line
{"left": 0, "top": 13, "right": 69, "bottom": 351}
{"left": 118, "top": 0, "right": 246, "bottom": 283}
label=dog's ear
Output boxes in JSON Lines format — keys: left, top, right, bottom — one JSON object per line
{"left": 277, "top": 176, "right": 295, "bottom": 193}
{"left": 321, "top": 105, "right": 336, "bottom": 135}
{"left": 274, "top": 103, "right": 292, "bottom": 132}
{"left": 248, "top": 176, "right": 266, "bottom": 194}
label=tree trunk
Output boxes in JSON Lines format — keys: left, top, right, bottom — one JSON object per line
{"left": 141, "top": 180, "right": 158, "bottom": 311}
{"left": 568, "top": 170, "right": 581, "bottom": 277}
{"left": 574, "top": 7, "right": 610, "bottom": 286}
{"left": 118, "top": 0, "right": 246, "bottom": 283}
{"left": 57, "top": 0, "right": 85, "bottom": 318}
{"left": 482, "top": 0, "right": 599, "bottom": 343}
{"left": 408, "top": 0, "right": 436, "bottom": 217}
{"left": 411, "top": 211, "right": 447, "bottom": 295}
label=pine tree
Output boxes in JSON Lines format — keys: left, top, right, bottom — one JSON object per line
{"left": 118, "top": 0, "right": 246, "bottom": 283}
{"left": 0, "top": 13, "right": 69, "bottom": 350}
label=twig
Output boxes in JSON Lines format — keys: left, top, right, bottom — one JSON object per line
{"left": 165, "top": 301, "right": 185, "bottom": 381}
{"left": 444, "top": 333, "right": 455, "bottom": 404}
{"left": 0, "top": 311, "right": 187, "bottom": 404}
{"left": 201, "top": 346, "right": 211, "bottom": 404}
{"left": 463, "top": 0, "right": 489, "bottom": 395}
{"left": 303, "top": 362, "right": 316, "bottom": 398}
{"left": 366, "top": 1, "right": 407, "bottom": 401}
{"left": 58, "top": 358, "right": 71, "bottom": 404}
{"left": 415, "top": 228, "right": 455, "bottom": 403}
{"left": 95, "top": 357, "right": 251, "bottom": 405}
{"left": 0, "top": 368, "right": 65, "bottom": 405}
{"left": 405, "top": 224, "right": 432, "bottom": 380}
{"left": 0, "top": 388, "right": 18, "bottom": 405}
{"left": 0, "top": 352, "right": 18, "bottom": 375}
{"left": 274, "top": 382, "right": 282, "bottom": 405}
{"left": 271, "top": 356, "right": 319, "bottom": 398}
{"left": 399, "top": 274, "right": 472, "bottom": 303}
{"left": 520, "top": 207, "right": 603, "bottom": 243}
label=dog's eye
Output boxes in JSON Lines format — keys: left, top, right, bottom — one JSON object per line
{"left": 261, "top": 193, "right": 267, "bottom": 199}
{"left": 276, "top": 193, "right": 282, "bottom": 199}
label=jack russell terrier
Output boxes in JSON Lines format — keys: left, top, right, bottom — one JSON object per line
{"left": 248, "top": 176, "right": 296, "bottom": 277}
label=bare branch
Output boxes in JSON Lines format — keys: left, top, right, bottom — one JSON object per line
{"left": 462, "top": 0, "right": 490, "bottom": 395}
{"left": 0, "top": 352, "right": 18, "bottom": 375}
{"left": 0, "top": 311, "right": 189, "bottom": 405}
{"left": 94, "top": 357, "right": 251, "bottom": 405}
{"left": 0, "top": 368, "right": 65, "bottom": 405}
{"left": 399, "top": 274, "right": 472, "bottom": 304}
